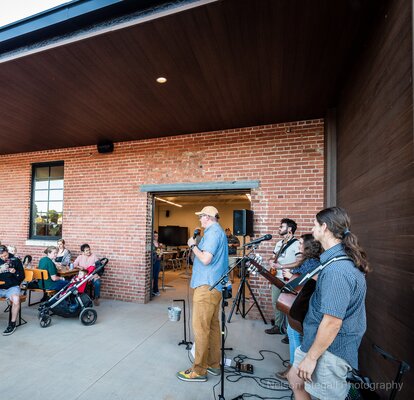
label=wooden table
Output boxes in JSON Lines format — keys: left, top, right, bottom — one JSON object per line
{"left": 160, "top": 251, "right": 177, "bottom": 290}
{"left": 57, "top": 267, "right": 79, "bottom": 278}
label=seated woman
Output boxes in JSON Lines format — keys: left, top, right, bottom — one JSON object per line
{"left": 55, "top": 238, "right": 71, "bottom": 268}
{"left": 38, "top": 246, "right": 67, "bottom": 291}
{"left": 73, "top": 244, "right": 101, "bottom": 306}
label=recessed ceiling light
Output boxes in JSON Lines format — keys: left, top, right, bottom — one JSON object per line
{"left": 156, "top": 77, "right": 167, "bottom": 83}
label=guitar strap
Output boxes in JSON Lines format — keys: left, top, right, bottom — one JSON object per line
{"left": 283, "top": 255, "right": 352, "bottom": 293}
{"left": 274, "top": 237, "right": 298, "bottom": 261}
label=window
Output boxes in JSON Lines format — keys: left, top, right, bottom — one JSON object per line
{"left": 30, "top": 162, "right": 64, "bottom": 239}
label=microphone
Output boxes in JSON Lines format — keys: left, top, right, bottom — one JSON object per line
{"left": 193, "top": 229, "right": 199, "bottom": 239}
{"left": 243, "top": 234, "right": 272, "bottom": 247}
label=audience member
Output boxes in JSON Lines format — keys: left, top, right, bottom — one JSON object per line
{"left": 0, "top": 245, "right": 25, "bottom": 335}
{"left": 55, "top": 239, "right": 71, "bottom": 268}
{"left": 38, "top": 246, "right": 67, "bottom": 292}
{"left": 152, "top": 231, "right": 163, "bottom": 296}
{"left": 189, "top": 227, "right": 202, "bottom": 264}
{"left": 287, "top": 207, "right": 370, "bottom": 399}
{"left": 7, "top": 245, "right": 20, "bottom": 259}
{"left": 225, "top": 228, "right": 240, "bottom": 282}
{"left": 73, "top": 244, "right": 100, "bottom": 306}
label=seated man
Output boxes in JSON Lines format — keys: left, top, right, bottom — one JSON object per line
{"left": 73, "top": 244, "right": 101, "bottom": 306}
{"left": 225, "top": 228, "right": 240, "bottom": 282}
{"left": 0, "top": 245, "right": 25, "bottom": 336}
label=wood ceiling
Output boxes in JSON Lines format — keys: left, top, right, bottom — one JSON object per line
{"left": 0, "top": 0, "right": 379, "bottom": 155}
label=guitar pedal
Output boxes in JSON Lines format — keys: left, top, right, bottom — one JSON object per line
{"left": 236, "top": 361, "right": 254, "bottom": 374}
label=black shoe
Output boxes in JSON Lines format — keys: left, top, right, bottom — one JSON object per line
{"left": 281, "top": 335, "right": 289, "bottom": 344}
{"left": 3, "top": 323, "right": 16, "bottom": 336}
{"left": 265, "top": 326, "right": 282, "bottom": 335}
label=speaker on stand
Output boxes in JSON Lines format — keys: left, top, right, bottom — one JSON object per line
{"left": 233, "top": 209, "right": 254, "bottom": 236}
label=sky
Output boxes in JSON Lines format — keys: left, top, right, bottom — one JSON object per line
{"left": 0, "top": 0, "right": 72, "bottom": 28}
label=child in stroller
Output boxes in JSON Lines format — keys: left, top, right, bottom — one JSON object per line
{"left": 38, "top": 258, "right": 108, "bottom": 327}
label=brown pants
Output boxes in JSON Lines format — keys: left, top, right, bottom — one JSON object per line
{"left": 192, "top": 285, "right": 222, "bottom": 375}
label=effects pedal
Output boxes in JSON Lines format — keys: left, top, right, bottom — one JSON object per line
{"left": 235, "top": 361, "right": 254, "bottom": 374}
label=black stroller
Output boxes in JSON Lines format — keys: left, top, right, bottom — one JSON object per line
{"left": 38, "top": 258, "right": 108, "bottom": 327}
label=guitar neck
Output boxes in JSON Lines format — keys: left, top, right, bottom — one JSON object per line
{"left": 248, "top": 259, "right": 285, "bottom": 289}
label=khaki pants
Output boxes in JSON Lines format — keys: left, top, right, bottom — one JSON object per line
{"left": 192, "top": 285, "right": 222, "bottom": 375}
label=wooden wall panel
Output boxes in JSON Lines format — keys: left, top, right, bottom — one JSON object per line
{"left": 336, "top": 0, "right": 413, "bottom": 397}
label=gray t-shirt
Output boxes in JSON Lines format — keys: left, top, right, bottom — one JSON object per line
{"left": 273, "top": 238, "right": 300, "bottom": 278}
{"left": 301, "top": 243, "right": 367, "bottom": 369}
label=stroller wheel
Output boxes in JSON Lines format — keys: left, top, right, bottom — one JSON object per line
{"left": 79, "top": 308, "right": 97, "bottom": 326}
{"left": 40, "top": 315, "right": 52, "bottom": 328}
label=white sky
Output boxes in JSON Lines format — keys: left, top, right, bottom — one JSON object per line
{"left": 0, "top": 0, "right": 72, "bottom": 28}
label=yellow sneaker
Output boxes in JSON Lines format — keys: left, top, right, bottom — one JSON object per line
{"left": 176, "top": 368, "right": 207, "bottom": 382}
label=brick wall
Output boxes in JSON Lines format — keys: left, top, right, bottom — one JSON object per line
{"left": 0, "top": 119, "right": 324, "bottom": 317}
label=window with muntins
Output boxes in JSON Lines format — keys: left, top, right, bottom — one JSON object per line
{"left": 30, "top": 162, "right": 64, "bottom": 239}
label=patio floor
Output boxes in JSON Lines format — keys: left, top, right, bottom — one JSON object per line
{"left": 1, "top": 270, "right": 292, "bottom": 400}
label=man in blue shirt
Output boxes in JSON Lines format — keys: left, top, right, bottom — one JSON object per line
{"left": 287, "top": 207, "right": 370, "bottom": 399}
{"left": 177, "top": 206, "right": 228, "bottom": 382}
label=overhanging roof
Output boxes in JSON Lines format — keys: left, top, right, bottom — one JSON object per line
{"left": 0, "top": 0, "right": 381, "bottom": 155}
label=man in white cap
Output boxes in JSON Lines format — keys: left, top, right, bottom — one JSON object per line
{"left": 177, "top": 206, "right": 228, "bottom": 382}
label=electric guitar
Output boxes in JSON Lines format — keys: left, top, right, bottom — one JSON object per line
{"left": 247, "top": 256, "right": 316, "bottom": 334}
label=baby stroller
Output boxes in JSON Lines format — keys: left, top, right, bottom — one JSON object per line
{"left": 38, "top": 258, "right": 108, "bottom": 328}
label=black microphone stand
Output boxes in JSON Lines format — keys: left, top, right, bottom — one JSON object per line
{"left": 227, "top": 244, "right": 268, "bottom": 324}
{"left": 209, "top": 255, "right": 253, "bottom": 400}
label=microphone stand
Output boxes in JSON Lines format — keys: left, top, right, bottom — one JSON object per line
{"left": 209, "top": 259, "right": 242, "bottom": 400}
{"left": 227, "top": 245, "right": 268, "bottom": 324}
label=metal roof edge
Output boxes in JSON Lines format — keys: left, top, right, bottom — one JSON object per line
{"left": 0, "top": 0, "right": 217, "bottom": 62}
{"left": 140, "top": 181, "right": 260, "bottom": 193}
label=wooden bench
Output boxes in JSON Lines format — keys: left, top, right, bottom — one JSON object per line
{"left": 1, "top": 269, "right": 33, "bottom": 327}
{"left": 26, "top": 269, "right": 56, "bottom": 306}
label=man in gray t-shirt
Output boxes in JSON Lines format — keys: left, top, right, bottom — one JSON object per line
{"left": 265, "top": 218, "right": 300, "bottom": 335}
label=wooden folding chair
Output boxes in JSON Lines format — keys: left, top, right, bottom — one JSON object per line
{"left": 27, "top": 269, "right": 56, "bottom": 306}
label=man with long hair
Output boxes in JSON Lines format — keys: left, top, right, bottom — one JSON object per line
{"left": 287, "top": 207, "right": 370, "bottom": 399}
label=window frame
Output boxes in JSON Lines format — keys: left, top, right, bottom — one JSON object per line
{"left": 29, "top": 161, "right": 64, "bottom": 240}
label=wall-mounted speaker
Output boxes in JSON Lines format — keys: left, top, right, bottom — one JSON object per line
{"left": 166, "top": 210, "right": 170, "bottom": 217}
{"left": 233, "top": 209, "right": 254, "bottom": 236}
{"left": 97, "top": 141, "right": 114, "bottom": 153}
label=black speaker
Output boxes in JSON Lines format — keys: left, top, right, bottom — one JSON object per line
{"left": 233, "top": 209, "right": 254, "bottom": 236}
{"left": 166, "top": 210, "right": 170, "bottom": 217}
{"left": 97, "top": 141, "right": 114, "bottom": 153}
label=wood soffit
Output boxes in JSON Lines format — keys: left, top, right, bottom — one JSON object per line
{"left": 0, "top": 0, "right": 379, "bottom": 155}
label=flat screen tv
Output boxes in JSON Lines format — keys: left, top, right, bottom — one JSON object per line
{"left": 158, "top": 226, "right": 189, "bottom": 246}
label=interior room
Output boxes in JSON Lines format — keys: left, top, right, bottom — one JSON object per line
{"left": 153, "top": 192, "right": 251, "bottom": 285}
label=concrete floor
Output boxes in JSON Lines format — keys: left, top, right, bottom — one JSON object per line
{"left": 1, "top": 270, "right": 292, "bottom": 400}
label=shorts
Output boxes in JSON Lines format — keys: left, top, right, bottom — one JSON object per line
{"left": 294, "top": 346, "right": 351, "bottom": 400}
{"left": 0, "top": 286, "right": 21, "bottom": 299}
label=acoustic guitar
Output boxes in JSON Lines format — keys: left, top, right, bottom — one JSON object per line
{"left": 247, "top": 256, "right": 316, "bottom": 334}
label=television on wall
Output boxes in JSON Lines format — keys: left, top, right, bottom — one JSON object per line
{"left": 158, "top": 226, "right": 189, "bottom": 246}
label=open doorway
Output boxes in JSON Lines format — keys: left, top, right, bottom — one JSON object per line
{"left": 150, "top": 191, "right": 251, "bottom": 297}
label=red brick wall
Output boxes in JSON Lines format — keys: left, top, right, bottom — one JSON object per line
{"left": 0, "top": 119, "right": 324, "bottom": 316}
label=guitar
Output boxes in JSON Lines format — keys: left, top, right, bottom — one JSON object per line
{"left": 247, "top": 256, "right": 316, "bottom": 334}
